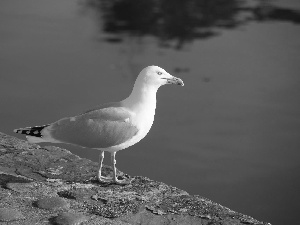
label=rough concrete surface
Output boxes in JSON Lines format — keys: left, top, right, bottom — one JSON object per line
{"left": 0, "top": 132, "right": 271, "bottom": 225}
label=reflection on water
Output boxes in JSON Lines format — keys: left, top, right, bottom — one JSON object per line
{"left": 87, "top": 0, "right": 243, "bottom": 49}
{"left": 85, "top": 0, "right": 300, "bottom": 48}
{"left": 1, "top": 0, "right": 300, "bottom": 224}
{"left": 251, "top": 0, "right": 300, "bottom": 23}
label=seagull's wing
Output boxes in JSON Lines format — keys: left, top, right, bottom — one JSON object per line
{"left": 46, "top": 102, "right": 138, "bottom": 148}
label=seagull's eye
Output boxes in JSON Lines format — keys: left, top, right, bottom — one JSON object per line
{"left": 157, "top": 71, "right": 162, "bottom": 75}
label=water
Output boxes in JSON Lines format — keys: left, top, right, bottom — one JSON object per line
{"left": 1, "top": 0, "right": 300, "bottom": 224}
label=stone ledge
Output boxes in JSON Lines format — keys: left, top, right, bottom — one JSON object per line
{"left": 0, "top": 132, "right": 271, "bottom": 225}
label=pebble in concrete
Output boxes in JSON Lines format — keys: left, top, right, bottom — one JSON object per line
{"left": 0, "top": 208, "right": 25, "bottom": 222}
{"left": 35, "top": 196, "right": 69, "bottom": 210}
{"left": 54, "top": 212, "right": 88, "bottom": 225}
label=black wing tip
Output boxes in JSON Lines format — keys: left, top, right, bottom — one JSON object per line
{"left": 13, "top": 129, "right": 21, "bottom": 134}
{"left": 13, "top": 124, "right": 50, "bottom": 137}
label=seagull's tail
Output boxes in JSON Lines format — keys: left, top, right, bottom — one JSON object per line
{"left": 14, "top": 124, "right": 50, "bottom": 143}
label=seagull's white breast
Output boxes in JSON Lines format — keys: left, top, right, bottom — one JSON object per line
{"left": 102, "top": 98, "right": 156, "bottom": 153}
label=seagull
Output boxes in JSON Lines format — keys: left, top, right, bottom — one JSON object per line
{"left": 14, "top": 66, "right": 184, "bottom": 184}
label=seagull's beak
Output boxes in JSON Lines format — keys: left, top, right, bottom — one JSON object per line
{"left": 162, "top": 75, "right": 184, "bottom": 86}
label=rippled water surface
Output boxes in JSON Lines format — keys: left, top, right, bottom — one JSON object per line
{"left": 1, "top": 1, "right": 300, "bottom": 224}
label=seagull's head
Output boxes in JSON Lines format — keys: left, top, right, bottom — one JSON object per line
{"left": 139, "top": 66, "right": 184, "bottom": 88}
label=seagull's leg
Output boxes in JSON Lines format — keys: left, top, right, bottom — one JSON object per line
{"left": 111, "top": 152, "right": 118, "bottom": 183}
{"left": 97, "top": 151, "right": 110, "bottom": 182}
{"left": 110, "top": 152, "right": 131, "bottom": 185}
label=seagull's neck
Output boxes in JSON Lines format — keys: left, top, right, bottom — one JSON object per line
{"left": 122, "top": 82, "right": 159, "bottom": 112}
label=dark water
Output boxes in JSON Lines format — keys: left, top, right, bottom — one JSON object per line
{"left": 1, "top": 0, "right": 300, "bottom": 224}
